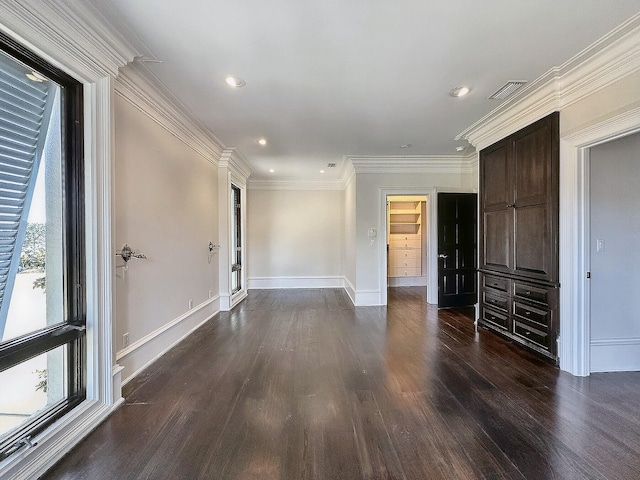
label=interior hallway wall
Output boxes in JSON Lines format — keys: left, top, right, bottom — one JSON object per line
{"left": 114, "top": 90, "right": 220, "bottom": 384}
{"left": 246, "top": 188, "right": 344, "bottom": 289}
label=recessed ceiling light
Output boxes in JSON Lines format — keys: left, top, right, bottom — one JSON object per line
{"left": 399, "top": 143, "right": 412, "bottom": 149}
{"left": 224, "top": 75, "right": 246, "bottom": 88}
{"left": 320, "top": 170, "right": 325, "bottom": 174}
{"left": 268, "top": 169, "right": 275, "bottom": 173}
{"left": 26, "top": 71, "right": 46, "bottom": 83}
{"left": 456, "top": 146, "right": 465, "bottom": 152}
{"left": 257, "top": 138, "right": 268, "bottom": 146}
{"left": 450, "top": 86, "right": 470, "bottom": 97}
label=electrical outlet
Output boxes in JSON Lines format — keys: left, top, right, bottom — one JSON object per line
{"left": 123, "top": 333, "right": 129, "bottom": 348}
{"left": 208, "top": 290, "right": 213, "bottom": 299}
{"left": 189, "top": 299, "right": 193, "bottom": 309}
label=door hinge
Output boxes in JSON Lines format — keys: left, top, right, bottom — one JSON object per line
{"left": 586, "top": 271, "right": 591, "bottom": 279}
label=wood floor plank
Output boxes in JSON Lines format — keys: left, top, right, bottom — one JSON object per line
{"left": 41, "top": 287, "right": 640, "bottom": 480}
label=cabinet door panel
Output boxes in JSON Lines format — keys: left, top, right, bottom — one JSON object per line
{"left": 483, "top": 209, "right": 513, "bottom": 272}
{"left": 481, "top": 141, "right": 511, "bottom": 211}
{"left": 514, "top": 123, "right": 550, "bottom": 207}
{"left": 514, "top": 204, "right": 552, "bottom": 280}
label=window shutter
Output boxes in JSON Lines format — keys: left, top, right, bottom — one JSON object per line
{"left": 0, "top": 55, "right": 56, "bottom": 338}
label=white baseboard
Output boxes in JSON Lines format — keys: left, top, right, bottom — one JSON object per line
{"left": 117, "top": 296, "right": 220, "bottom": 386}
{"left": 248, "top": 276, "right": 344, "bottom": 289}
{"left": 247, "top": 276, "right": 384, "bottom": 306}
{"left": 354, "top": 289, "right": 382, "bottom": 306}
{"left": 591, "top": 337, "right": 640, "bottom": 372}
{"left": 112, "top": 364, "right": 124, "bottom": 405}
{"left": 344, "top": 278, "right": 356, "bottom": 305}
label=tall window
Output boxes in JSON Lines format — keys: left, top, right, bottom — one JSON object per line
{"left": 231, "top": 185, "right": 242, "bottom": 294}
{"left": 0, "top": 34, "right": 85, "bottom": 460}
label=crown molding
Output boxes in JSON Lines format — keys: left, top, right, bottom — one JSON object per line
{"left": 340, "top": 160, "right": 356, "bottom": 189}
{"left": 457, "top": 13, "right": 640, "bottom": 151}
{"left": 247, "top": 154, "right": 476, "bottom": 191}
{"left": 220, "top": 148, "right": 253, "bottom": 181}
{"left": 115, "top": 64, "right": 226, "bottom": 165}
{"left": 345, "top": 155, "right": 477, "bottom": 174}
{"left": 0, "top": 0, "right": 138, "bottom": 81}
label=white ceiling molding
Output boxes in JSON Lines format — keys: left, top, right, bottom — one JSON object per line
{"left": 247, "top": 155, "right": 476, "bottom": 191}
{"left": 340, "top": 160, "right": 356, "bottom": 190}
{"left": 457, "top": 12, "right": 640, "bottom": 151}
{"left": 219, "top": 148, "right": 253, "bottom": 182}
{"left": 115, "top": 64, "right": 226, "bottom": 165}
{"left": 0, "top": 0, "right": 138, "bottom": 81}
{"left": 345, "top": 155, "right": 478, "bottom": 175}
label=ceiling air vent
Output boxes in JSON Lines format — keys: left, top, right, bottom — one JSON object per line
{"left": 488, "top": 81, "right": 527, "bottom": 100}
{"left": 327, "top": 163, "right": 337, "bottom": 168}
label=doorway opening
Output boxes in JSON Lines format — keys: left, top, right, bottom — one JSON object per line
{"left": 387, "top": 196, "right": 428, "bottom": 289}
{"left": 588, "top": 131, "right": 640, "bottom": 372}
{"left": 231, "top": 184, "right": 242, "bottom": 295}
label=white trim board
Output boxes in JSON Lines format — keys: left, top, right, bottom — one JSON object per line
{"left": 248, "top": 276, "right": 345, "bottom": 290}
{"left": 591, "top": 338, "right": 640, "bottom": 372}
{"left": 118, "top": 297, "right": 220, "bottom": 386}
{"left": 116, "top": 296, "right": 219, "bottom": 361}
{"left": 559, "top": 105, "right": 640, "bottom": 376}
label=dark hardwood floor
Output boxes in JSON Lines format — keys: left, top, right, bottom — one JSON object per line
{"left": 42, "top": 288, "right": 640, "bottom": 479}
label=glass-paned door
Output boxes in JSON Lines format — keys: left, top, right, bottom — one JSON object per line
{"left": 231, "top": 185, "right": 242, "bottom": 294}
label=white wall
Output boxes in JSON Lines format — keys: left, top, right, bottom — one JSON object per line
{"left": 246, "top": 188, "right": 344, "bottom": 288}
{"left": 114, "top": 92, "right": 219, "bottom": 384}
{"left": 589, "top": 131, "right": 640, "bottom": 371}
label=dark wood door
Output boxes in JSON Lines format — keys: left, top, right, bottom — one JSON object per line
{"left": 438, "top": 193, "right": 478, "bottom": 308}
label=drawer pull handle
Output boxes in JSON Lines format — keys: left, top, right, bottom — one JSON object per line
{"left": 525, "top": 311, "right": 530, "bottom": 315}
{"left": 525, "top": 331, "right": 531, "bottom": 335}
{"left": 525, "top": 291, "right": 531, "bottom": 295}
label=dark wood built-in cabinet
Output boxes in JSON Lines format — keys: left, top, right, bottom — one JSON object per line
{"left": 479, "top": 112, "right": 559, "bottom": 360}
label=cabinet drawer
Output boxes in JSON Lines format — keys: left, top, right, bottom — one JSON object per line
{"left": 389, "top": 238, "right": 421, "bottom": 249}
{"left": 513, "top": 301, "right": 549, "bottom": 329}
{"left": 513, "top": 319, "right": 549, "bottom": 350}
{"left": 482, "top": 291, "right": 509, "bottom": 313}
{"left": 389, "top": 249, "right": 421, "bottom": 260}
{"left": 481, "top": 307, "right": 509, "bottom": 331}
{"left": 389, "top": 233, "right": 420, "bottom": 241}
{"left": 389, "top": 267, "right": 422, "bottom": 277}
{"left": 482, "top": 274, "right": 509, "bottom": 293}
{"left": 513, "top": 281, "right": 551, "bottom": 305}
{"left": 390, "top": 257, "right": 421, "bottom": 268}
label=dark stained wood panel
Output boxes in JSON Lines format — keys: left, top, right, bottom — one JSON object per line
{"left": 42, "top": 288, "right": 640, "bottom": 480}
{"left": 481, "top": 140, "right": 511, "bottom": 211}
{"left": 483, "top": 208, "right": 513, "bottom": 272}
{"left": 514, "top": 203, "right": 551, "bottom": 278}
{"left": 513, "top": 123, "right": 551, "bottom": 207}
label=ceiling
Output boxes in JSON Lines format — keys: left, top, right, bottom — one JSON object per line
{"left": 91, "top": 1, "right": 640, "bottom": 180}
